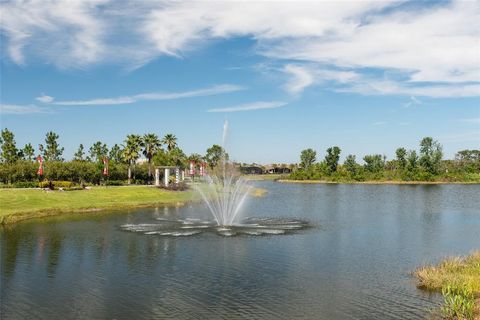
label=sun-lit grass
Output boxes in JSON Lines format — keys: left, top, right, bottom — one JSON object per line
{"left": 0, "top": 186, "right": 198, "bottom": 224}
{"left": 414, "top": 252, "right": 480, "bottom": 319}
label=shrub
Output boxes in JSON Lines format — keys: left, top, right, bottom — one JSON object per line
{"left": 39, "top": 180, "right": 75, "bottom": 189}
{"left": 12, "top": 181, "right": 39, "bottom": 188}
{"left": 441, "top": 285, "right": 476, "bottom": 320}
{"left": 105, "top": 180, "right": 124, "bottom": 186}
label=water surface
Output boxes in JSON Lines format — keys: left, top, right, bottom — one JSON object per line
{"left": 1, "top": 182, "right": 479, "bottom": 319}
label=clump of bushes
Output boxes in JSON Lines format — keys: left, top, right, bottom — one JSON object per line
{"left": 159, "top": 182, "right": 189, "bottom": 191}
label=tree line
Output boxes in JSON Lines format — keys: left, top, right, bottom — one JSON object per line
{"left": 0, "top": 128, "right": 227, "bottom": 185}
{"left": 292, "top": 137, "right": 480, "bottom": 182}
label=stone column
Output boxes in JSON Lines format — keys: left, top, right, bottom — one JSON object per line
{"left": 155, "top": 168, "right": 160, "bottom": 186}
{"left": 164, "top": 168, "right": 170, "bottom": 187}
{"left": 181, "top": 170, "right": 185, "bottom": 181}
{"left": 175, "top": 168, "right": 180, "bottom": 184}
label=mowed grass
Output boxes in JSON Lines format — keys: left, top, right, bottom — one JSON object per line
{"left": 0, "top": 186, "right": 197, "bottom": 224}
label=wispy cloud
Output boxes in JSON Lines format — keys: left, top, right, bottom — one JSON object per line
{"left": 43, "top": 85, "right": 244, "bottom": 106}
{"left": 459, "top": 117, "right": 480, "bottom": 124}
{"left": 372, "top": 121, "right": 388, "bottom": 126}
{"left": 208, "top": 101, "right": 287, "bottom": 113}
{"left": 0, "top": 104, "right": 46, "bottom": 115}
{"left": 2, "top": 1, "right": 479, "bottom": 97}
{"left": 36, "top": 94, "right": 54, "bottom": 103}
{"left": 283, "top": 64, "right": 314, "bottom": 95}
{"left": 403, "top": 96, "right": 422, "bottom": 108}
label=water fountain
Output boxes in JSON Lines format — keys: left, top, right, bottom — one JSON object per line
{"left": 120, "top": 121, "right": 308, "bottom": 237}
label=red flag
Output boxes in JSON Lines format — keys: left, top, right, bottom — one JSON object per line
{"left": 102, "top": 157, "right": 109, "bottom": 176}
{"left": 36, "top": 155, "right": 43, "bottom": 176}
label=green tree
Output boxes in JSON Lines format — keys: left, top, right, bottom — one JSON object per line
{"left": 43, "top": 131, "right": 64, "bottom": 161}
{"left": 22, "top": 143, "right": 35, "bottom": 161}
{"left": 363, "top": 154, "right": 384, "bottom": 173}
{"left": 395, "top": 147, "right": 407, "bottom": 170}
{"left": 142, "top": 133, "right": 162, "bottom": 178}
{"left": 407, "top": 150, "right": 418, "bottom": 171}
{"left": 205, "top": 144, "right": 226, "bottom": 169}
{"left": 344, "top": 154, "right": 357, "bottom": 176}
{"left": 89, "top": 141, "right": 108, "bottom": 163}
{"left": 300, "top": 148, "right": 316, "bottom": 169}
{"left": 325, "top": 146, "right": 341, "bottom": 173}
{"left": 109, "top": 144, "right": 122, "bottom": 163}
{"left": 162, "top": 134, "right": 177, "bottom": 152}
{"left": 122, "top": 134, "right": 143, "bottom": 184}
{"left": 74, "top": 144, "right": 85, "bottom": 161}
{"left": 0, "top": 129, "right": 19, "bottom": 163}
{"left": 419, "top": 137, "right": 443, "bottom": 174}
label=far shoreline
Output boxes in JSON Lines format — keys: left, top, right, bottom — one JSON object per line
{"left": 277, "top": 179, "right": 480, "bottom": 185}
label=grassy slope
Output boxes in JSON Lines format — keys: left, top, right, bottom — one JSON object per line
{"left": 0, "top": 186, "right": 197, "bottom": 224}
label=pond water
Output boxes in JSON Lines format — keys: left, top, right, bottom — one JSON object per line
{"left": 1, "top": 182, "right": 479, "bottom": 319}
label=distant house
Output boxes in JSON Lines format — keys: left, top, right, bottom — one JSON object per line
{"left": 264, "top": 165, "right": 291, "bottom": 174}
{"left": 240, "top": 166, "right": 264, "bottom": 175}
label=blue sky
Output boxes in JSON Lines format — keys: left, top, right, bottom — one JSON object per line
{"left": 1, "top": 0, "right": 479, "bottom": 164}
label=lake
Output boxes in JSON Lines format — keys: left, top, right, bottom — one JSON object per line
{"left": 1, "top": 182, "right": 479, "bottom": 319}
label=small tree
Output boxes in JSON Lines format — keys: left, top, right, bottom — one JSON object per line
{"left": 205, "top": 144, "right": 226, "bottom": 169}
{"left": 43, "top": 131, "right": 64, "bottom": 161}
{"left": 142, "top": 133, "right": 162, "bottom": 179}
{"left": 109, "top": 144, "right": 122, "bottom": 163}
{"left": 22, "top": 143, "right": 35, "bottom": 161}
{"left": 344, "top": 154, "right": 357, "bottom": 176}
{"left": 325, "top": 146, "right": 341, "bottom": 173}
{"left": 300, "top": 148, "right": 316, "bottom": 170}
{"left": 89, "top": 141, "right": 108, "bottom": 163}
{"left": 74, "top": 144, "right": 85, "bottom": 161}
{"left": 0, "top": 128, "right": 19, "bottom": 163}
{"left": 395, "top": 147, "right": 407, "bottom": 170}
{"left": 419, "top": 137, "right": 443, "bottom": 174}
{"left": 122, "top": 134, "right": 143, "bottom": 184}
{"left": 363, "top": 154, "right": 384, "bottom": 173}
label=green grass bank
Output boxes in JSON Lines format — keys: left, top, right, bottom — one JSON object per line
{"left": 414, "top": 252, "right": 480, "bottom": 319}
{"left": 0, "top": 186, "right": 198, "bottom": 225}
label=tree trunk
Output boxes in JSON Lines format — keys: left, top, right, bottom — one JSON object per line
{"left": 128, "top": 165, "right": 132, "bottom": 185}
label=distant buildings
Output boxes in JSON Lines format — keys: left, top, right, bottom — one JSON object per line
{"left": 239, "top": 164, "right": 293, "bottom": 175}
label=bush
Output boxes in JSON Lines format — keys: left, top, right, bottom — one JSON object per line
{"left": 441, "top": 285, "right": 475, "bottom": 320}
{"left": 12, "top": 181, "right": 39, "bottom": 188}
{"left": 105, "top": 180, "right": 124, "bottom": 186}
{"left": 39, "top": 180, "right": 75, "bottom": 189}
{"left": 159, "top": 182, "right": 189, "bottom": 191}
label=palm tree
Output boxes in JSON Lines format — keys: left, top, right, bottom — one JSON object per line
{"left": 122, "top": 134, "right": 143, "bottom": 184}
{"left": 142, "top": 133, "right": 162, "bottom": 180}
{"left": 162, "top": 134, "right": 177, "bottom": 152}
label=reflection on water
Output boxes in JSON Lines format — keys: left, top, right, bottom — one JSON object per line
{"left": 1, "top": 183, "right": 479, "bottom": 319}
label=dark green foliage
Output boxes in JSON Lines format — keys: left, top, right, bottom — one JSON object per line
{"left": 43, "top": 131, "right": 64, "bottom": 161}
{"left": 325, "top": 146, "right": 341, "bottom": 173}
{"left": 109, "top": 144, "right": 122, "bottom": 163}
{"left": 289, "top": 138, "right": 479, "bottom": 183}
{"left": 205, "top": 144, "right": 227, "bottom": 169}
{"left": 300, "top": 148, "right": 316, "bottom": 169}
{"left": 89, "top": 141, "right": 108, "bottom": 162}
{"left": 395, "top": 147, "right": 407, "bottom": 170}
{"left": 363, "top": 154, "right": 384, "bottom": 173}
{"left": 0, "top": 128, "right": 19, "bottom": 163}
{"left": 22, "top": 143, "right": 35, "bottom": 161}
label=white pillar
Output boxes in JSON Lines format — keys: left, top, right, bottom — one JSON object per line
{"left": 155, "top": 168, "right": 160, "bottom": 186}
{"left": 175, "top": 168, "right": 180, "bottom": 184}
{"left": 164, "top": 168, "right": 170, "bottom": 187}
{"left": 181, "top": 170, "right": 185, "bottom": 181}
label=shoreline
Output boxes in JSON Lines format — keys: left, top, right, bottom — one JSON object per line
{"left": 277, "top": 179, "right": 480, "bottom": 185}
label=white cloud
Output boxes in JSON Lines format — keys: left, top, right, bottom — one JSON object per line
{"left": 283, "top": 65, "right": 314, "bottom": 95}
{"left": 459, "top": 118, "right": 480, "bottom": 124}
{"left": 50, "top": 84, "right": 244, "bottom": 106}
{"left": 35, "top": 94, "right": 54, "bottom": 103}
{"left": 372, "top": 121, "right": 388, "bottom": 126}
{"left": 1, "top": 1, "right": 479, "bottom": 97}
{"left": 208, "top": 101, "right": 287, "bottom": 113}
{"left": 0, "top": 103, "right": 46, "bottom": 114}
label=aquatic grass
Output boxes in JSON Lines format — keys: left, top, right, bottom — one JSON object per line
{"left": 414, "top": 252, "right": 480, "bottom": 319}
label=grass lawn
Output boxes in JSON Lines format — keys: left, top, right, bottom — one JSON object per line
{"left": 415, "top": 252, "right": 480, "bottom": 319}
{"left": 0, "top": 186, "right": 197, "bottom": 224}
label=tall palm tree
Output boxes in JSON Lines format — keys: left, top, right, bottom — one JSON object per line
{"left": 122, "top": 134, "right": 143, "bottom": 184}
{"left": 142, "top": 133, "right": 162, "bottom": 180}
{"left": 162, "top": 134, "right": 177, "bottom": 152}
